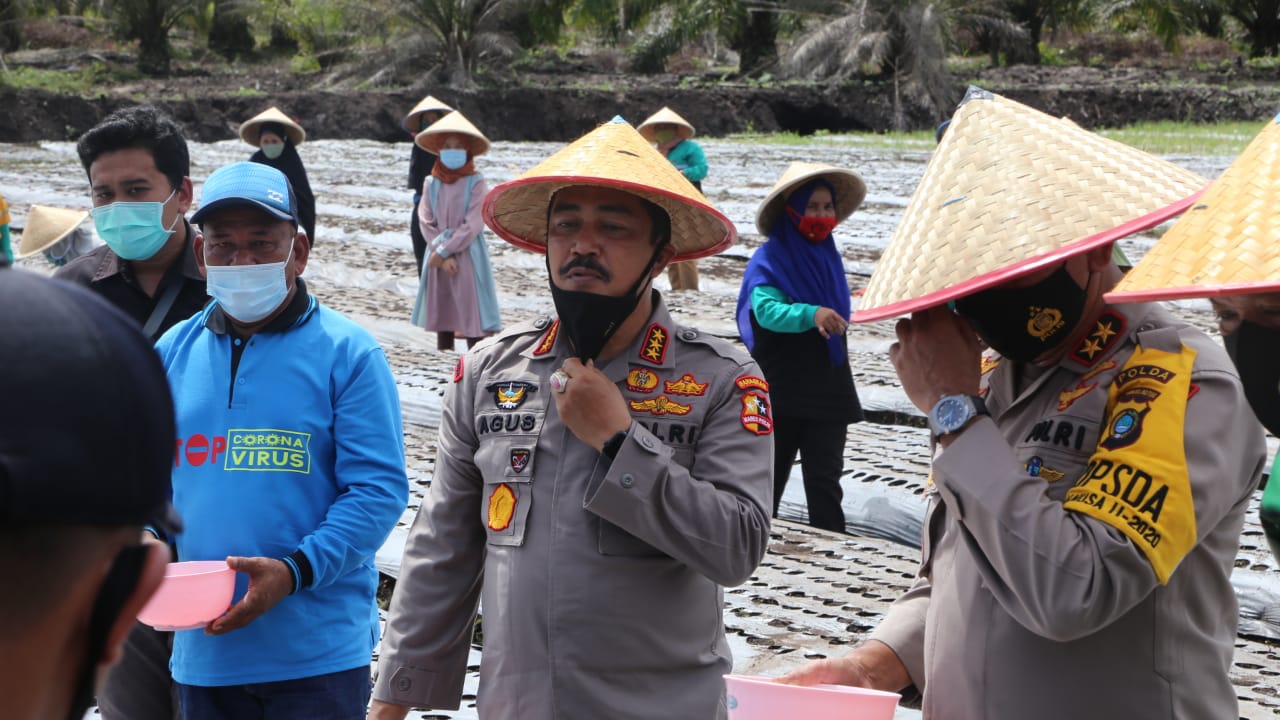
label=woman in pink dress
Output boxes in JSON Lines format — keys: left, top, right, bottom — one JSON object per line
{"left": 411, "top": 111, "right": 501, "bottom": 351}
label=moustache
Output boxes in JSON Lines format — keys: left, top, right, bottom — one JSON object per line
{"left": 558, "top": 255, "right": 612, "bottom": 282}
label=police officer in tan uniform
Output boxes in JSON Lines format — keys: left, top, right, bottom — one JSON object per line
{"left": 779, "top": 89, "right": 1266, "bottom": 720}
{"left": 369, "top": 119, "right": 774, "bottom": 720}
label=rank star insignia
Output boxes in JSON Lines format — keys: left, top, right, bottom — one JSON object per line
{"left": 629, "top": 395, "right": 692, "bottom": 416}
{"left": 488, "top": 381, "right": 537, "bottom": 410}
{"left": 664, "top": 373, "right": 708, "bottom": 396}
{"left": 639, "top": 323, "right": 669, "bottom": 364}
{"left": 1069, "top": 310, "right": 1126, "bottom": 366}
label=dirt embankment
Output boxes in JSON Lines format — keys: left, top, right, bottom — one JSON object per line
{"left": 5, "top": 61, "right": 1280, "bottom": 144}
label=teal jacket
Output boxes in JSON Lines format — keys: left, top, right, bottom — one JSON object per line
{"left": 667, "top": 140, "right": 708, "bottom": 184}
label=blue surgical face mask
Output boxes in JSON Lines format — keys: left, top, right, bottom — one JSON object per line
{"left": 204, "top": 242, "right": 294, "bottom": 323}
{"left": 261, "top": 142, "right": 285, "bottom": 160}
{"left": 91, "top": 189, "right": 178, "bottom": 261}
{"left": 439, "top": 148, "right": 468, "bottom": 170}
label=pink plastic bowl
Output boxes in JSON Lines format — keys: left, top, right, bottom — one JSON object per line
{"left": 724, "top": 674, "right": 901, "bottom": 720}
{"left": 137, "top": 560, "right": 236, "bottom": 631}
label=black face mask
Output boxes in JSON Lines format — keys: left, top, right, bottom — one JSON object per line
{"left": 548, "top": 245, "right": 665, "bottom": 361}
{"left": 953, "top": 263, "right": 1088, "bottom": 362}
{"left": 68, "top": 543, "right": 150, "bottom": 720}
{"left": 1223, "top": 319, "right": 1280, "bottom": 437}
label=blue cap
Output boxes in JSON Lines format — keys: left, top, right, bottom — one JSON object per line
{"left": 192, "top": 161, "right": 299, "bottom": 227}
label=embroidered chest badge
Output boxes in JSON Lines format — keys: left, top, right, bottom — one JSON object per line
{"left": 626, "top": 368, "right": 659, "bottom": 394}
{"left": 510, "top": 448, "right": 531, "bottom": 473}
{"left": 488, "top": 381, "right": 537, "bottom": 410}
{"left": 639, "top": 322, "right": 670, "bottom": 364}
{"left": 487, "top": 483, "right": 517, "bottom": 531}
{"left": 740, "top": 392, "right": 773, "bottom": 435}
{"left": 1025, "top": 455, "right": 1065, "bottom": 482}
{"left": 629, "top": 395, "right": 692, "bottom": 416}
{"left": 1069, "top": 310, "right": 1126, "bottom": 366}
{"left": 664, "top": 373, "right": 708, "bottom": 396}
{"left": 980, "top": 354, "right": 1001, "bottom": 376}
{"left": 1057, "top": 359, "right": 1118, "bottom": 411}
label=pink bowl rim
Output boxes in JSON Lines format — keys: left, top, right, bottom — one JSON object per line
{"left": 723, "top": 674, "right": 902, "bottom": 700}
{"left": 165, "top": 560, "right": 233, "bottom": 577}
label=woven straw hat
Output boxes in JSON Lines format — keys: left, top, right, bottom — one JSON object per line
{"left": 636, "top": 107, "right": 696, "bottom": 142}
{"left": 853, "top": 87, "right": 1206, "bottom": 323}
{"left": 755, "top": 162, "right": 866, "bottom": 236}
{"left": 402, "top": 94, "right": 454, "bottom": 133}
{"left": 15, "top": 205, "right": 89, "bottom": 259}
{"left": 415, "top": 111, "right": 490, "bottom": 156}
{"left": 482, "top": 117, "right": 736, "bottom": 262}
{"left": 239, "top": 106, "right": 305, "bottom": 147}
{"left": 1106, "top": 114, "right": 1280, "bottom": 302}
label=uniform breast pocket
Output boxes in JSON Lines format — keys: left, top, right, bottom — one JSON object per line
{"left": 474, "top": 436, "right": 540, "bottom": 547}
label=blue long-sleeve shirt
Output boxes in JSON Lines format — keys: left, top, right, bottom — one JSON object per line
{"left": 156, "top": 288, "right": 408, "bottom": 686}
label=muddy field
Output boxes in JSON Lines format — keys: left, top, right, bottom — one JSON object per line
{"left": 6, "top": 135, "right": 1278, "bottom": 718}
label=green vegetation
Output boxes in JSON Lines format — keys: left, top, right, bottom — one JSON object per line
{"left": 0, "top": 63, "right": 144, "bottom": 93}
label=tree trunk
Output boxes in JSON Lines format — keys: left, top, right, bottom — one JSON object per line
{"left": 137, "top": 2, "right": 170, "bottom": 76}
{"left": 1242, "top": 1, "right": 1280, "bottom": 58}
{"left": 734, "top": 8, "right": 778, "bottom": 77}
{"left": 0, "top": 0, "right": 23, "bottom": 53}
{"left": 209, "top": 0, "right": 255, "bottom": 60}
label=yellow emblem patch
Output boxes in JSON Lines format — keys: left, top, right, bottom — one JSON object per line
{"left": 626, "top": 368, "right": 659, "bottom": 394}
{"left": 629, "top": 395, "right": 692, "bottom": 416}
{"left": 664, "top": 373, "right": 708, "bottom": 396}
{"left": 980, "top": 354, "right": 1001, "bottom": 376}
{"left": 487, "top": 483, "right": 517, "bottom": 531}
{"left": 1027, "top": 306, "right": 1065, "bottom": 341}
{"left": 1063, "top": 344, "right": 1198, "bottom": 584}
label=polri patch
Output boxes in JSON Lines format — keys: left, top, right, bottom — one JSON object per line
{"left": 488, "top": 381, "right": 537, "bottom": 410}
{"left": 664, "top": 373, "right": 708, "bottom": 396}
{"left": 740, "top": 392, "right": 773, "bottom": 435}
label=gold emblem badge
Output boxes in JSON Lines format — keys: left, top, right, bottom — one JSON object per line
{"left": 1026, "top": 306, "right": 1065, "bottom": 341}
{"left": 664, "top": 373, "right": 708, "bottom": 396}
{"left": 487, "top": 483, "right": 517, "bottom": 531}
{"left": 626, "top": 368, "right": 659, "bottom": 394}
{"left": 629, "top": 395, "right": 692, "bottom": 416}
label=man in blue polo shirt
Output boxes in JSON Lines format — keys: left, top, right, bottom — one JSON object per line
{"left": 155, "top": 161, "right": 408, "bottom": 719}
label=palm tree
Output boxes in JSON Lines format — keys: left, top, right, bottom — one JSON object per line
{"left": 784, "top": 0, "right": 1026, "bottom": 129}
{"left": 1218, "top": 0, "right": 1280, "bottom": 57}
{"left": 1001, "top": 0, "right": 1094, "bottom": 64}
{"left": 625, "top": 0, "right": 810, "bottom": 77}
{"left": 397, "top": 0, "right": 518, "bottom": 87}
{"left": 100, "top": 0, "right": 203, "bottom": 75}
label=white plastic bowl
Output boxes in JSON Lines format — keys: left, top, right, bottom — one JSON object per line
{"left": 137, "top": 560, "right": 235, "bottom": 631}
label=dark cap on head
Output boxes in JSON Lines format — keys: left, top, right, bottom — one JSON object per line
{"left": 0, "top": 268, "right": 180, "bottom": 533}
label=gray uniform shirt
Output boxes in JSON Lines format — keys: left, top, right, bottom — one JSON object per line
{"left": 872, "top": 302, "right": 1265, "bottom": 720}
{"left": 375, "top": 297, "right": 774, "bottom": 719}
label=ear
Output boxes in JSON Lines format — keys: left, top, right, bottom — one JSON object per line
{"left": 97, "top": 541, "right": 167, "bottom": 668}
{"left": 175, "top": 176, "right": 194, "bottom": 215}
{"left": 291, "top": 228, "right": 310, "bottom": 277}
{"left": 193, "top": 231, "right": 208, "bottom": 279}
{"left": 649, "top": 243, "right": 677, "bottom": 280}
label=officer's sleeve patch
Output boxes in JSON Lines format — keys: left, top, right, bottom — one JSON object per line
{"left": 1063, "top": 343, "right": 1198, "bottom": 584}
{"left": 453, "top": 357, "right": 464, "bottom": 383}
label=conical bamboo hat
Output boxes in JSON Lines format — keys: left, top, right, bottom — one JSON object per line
{"left": 402, "top": 94, "right": 454, "bottom": 133}
{"left": 755, "top": 162, "right": 866, "bottom": 236}
{"left": 415, "top": 111, "right": 490, "bottom": 157}
{"left": 636, "top": 107, "right": 696, "bottom": 142}
{"left": 853, "top": 87, "right": 1207, "bottom": 323}
{"left": 239, "top": 106, "right": 305, "bottom": 147}
{"left": 482, "top": 117, "right": 736, "bottom": 262}
{"left": 1107, "top": 113, "right": 1280, "bottom": 302}
{"left": 15, "top": 205, "right": 89, "bottom": 258}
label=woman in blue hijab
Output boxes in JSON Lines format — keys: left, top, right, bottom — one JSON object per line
{"left": 736, "top": 162, "right": 867, "bottom": 532}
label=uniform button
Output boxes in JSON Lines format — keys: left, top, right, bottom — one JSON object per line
{"left": 620, "top": 473, "right": 635, "bottom": 488}
{"left": 237, "top": 378, "right": 246, "bottom": 385}
{"left": 396, "top": 676, "right": 411, "bottom": 691}
{"left": 640, "top": 435, "right": 655, "bottom": 449}
{"left": 680, "top": 329, "right": 697, "bottom": 341}
{"left": 534, "top": 317, "right": 549, "bottom": 329}
{"left": 1136, "top": 323, "right": 1154, "bottom": 332}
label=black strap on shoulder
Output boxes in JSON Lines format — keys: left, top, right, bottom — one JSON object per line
{"left": 142, "top": 271, "right": 184, "bottom": 340}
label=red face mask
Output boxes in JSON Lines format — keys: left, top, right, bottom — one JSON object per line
{"left": 786, "top": 206, "right": 838, "bottom": 242}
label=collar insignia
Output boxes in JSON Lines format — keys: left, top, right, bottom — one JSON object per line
{"left": 1069, "top": 310, "right": 1126, "bottom": 366}
{"left": 533, "top": 319, "right": 559, "bottom": 356}
{"left": 639, "top": 322, "right": 669, "bottom": 365}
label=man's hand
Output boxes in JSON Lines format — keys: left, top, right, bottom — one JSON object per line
{"left": 553, "top": 358, "right": 633, "bottom": 451}
{"left": 206, "top": 556, "right": 293, "bottom": 635}
{"left": 367, "top": 700, "right": 411, "bottom": 720}
{"left": 814, "top": 306, "right": 849, "bottom": 339}
{"left": 774, "top": 640, "right": 911, "bottom": 692}
{"left": 889, "top": 306, "right": 982, "bottom": 414}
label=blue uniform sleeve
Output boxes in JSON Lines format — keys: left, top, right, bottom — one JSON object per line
{"left": 295, "top": 345, "right": 409, "bottom": 589}
{"left": 751, "top": 284, "right": 818, "bottom": 333}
